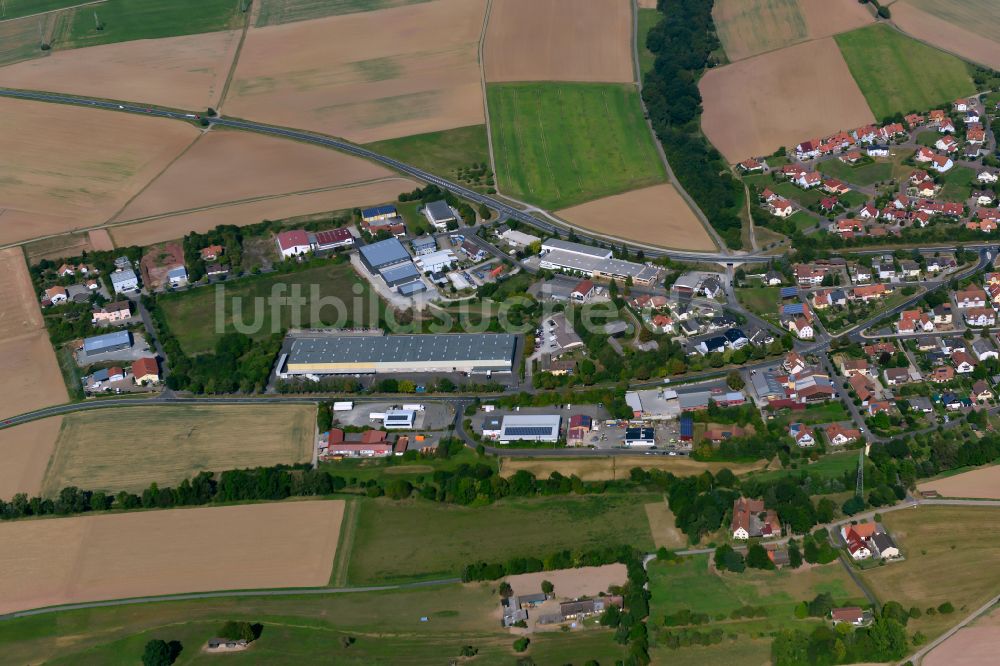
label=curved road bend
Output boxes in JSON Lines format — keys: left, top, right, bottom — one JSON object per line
{"left": 0, "top": 87, "right": 754, "bottom": 264}
{"left": 0, "top": 577, "right": 462, "bottom": 622}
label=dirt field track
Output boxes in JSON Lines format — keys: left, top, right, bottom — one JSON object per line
{"left": 115, "top": 130, "right": 396, "bottom": 222}
{"left": 0, "top": 247, "right": 68, "bottom": 420}
{"left": 556, "top": 184, "right": 716, "bottom": 251}
{"left": 0, "top": 30, "right": 241, "bottom": 110}
{"left": 499, "top": 456, "right": 767, "bottom": 481}
{"left": 226, "top": 0, "right": 486, "bottom": 143}
{"left": 0, "top": 98, "right": 197, "bottom": 244}
{"left": 0, "top": 418, "right": 62, "bottom": 500}
{"left": 110, "top": 177, "right": 418, "bottom": 247}
{"left": 917, "top": 466, "right": 1000, "bottom": 500}
{"left": 700, "top": 38, "right": 875, "bottom": 162}
{"left": 484, "top": 0, "right": 633, "bottom": 83}
{"left": 0, "top": 500, "right": 344, "bottom": 615}
{"left": 41, "top": 404, "right": 315, "bottom": 495}
{"left": 893, "top": 2, "right": 1000, "bottom": 71}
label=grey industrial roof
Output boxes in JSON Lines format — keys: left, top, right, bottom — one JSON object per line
{"left": 398, "top": 280, "right": 426, "bottom": 295}
{"left": 424, "top": 200, "right": 455, "bottom": 222}
{"left": 110, "top": 269, "right": 137, "bottom": 284}
{"left": 411, "top": 235, "right": 437, "bottom": 250}
{"left": 360, "top": 237, "right": 410, "bottom": 269}
{"left": 167, "top": 266, "right": 187, "bottom": 278}
{"left": 288, "top": 333, "right": 517, "bottom": 365}
{"left": 539, "top": 248, "right": 659, "bottom": 281}
{"left": 500, "top": 414, "right": 561, "bottom": 437}
{"left": 83, "top": 329, "right": 132, "bottom": 352}
{"left": 541, "top": 238, "right": 612, "bottom": 259}
{"left": 379, "top": 261, "right": 420, "bottom": 284}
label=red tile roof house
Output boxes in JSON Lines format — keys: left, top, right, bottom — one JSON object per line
{"left": 200, "top": 245, "right": 223, "bottom": 261}
{"left": 825, "top": 424, "right": 861, "bottom": 446}
{"left": 955, "top": 287, "right": 988, "bottom": 308}
{"left": 841, "top": 526, "right": 873, "bottom": 560}
{"left": 952, "top": 351, "right": 977, "bottom": 374}
{"left": 275, "top": 229, "right": 312, "bottom": 258}
{"left": 973, "top": 380, "right": 993, "bottom": 402}
{"left": 930, "top": 365, "right": 955, "bottom": 383}
{"left": 831, "top": 607, "right": 866, "bottom": 626}
{"left": 965, "top": 307, "right": 996, "bottom": 327}
{"left": 897, "top": 310, "right": 933, "bottom": 333}
{"left": 731, "top": 497, "right": 781, "bottom": 540}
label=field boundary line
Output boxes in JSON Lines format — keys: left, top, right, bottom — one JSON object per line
{"left": 0, "top": 0, "right": 105, "bottom": 23}
{"left": 476, "top": 0, "right": 498, "bottom": 186}
{"left": 215, "top": 0, "right": 253, "bottom": 112}
{"left": 329, "top": 498, "right": 360, "bottom": 587}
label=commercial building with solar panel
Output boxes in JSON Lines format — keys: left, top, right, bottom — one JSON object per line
{"left": 498, "top": 414, "right": 561, "bottom": 443}
{"left": 284, "top": 333, "right": 517, "bottom": 375}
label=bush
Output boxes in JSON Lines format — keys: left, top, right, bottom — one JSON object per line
{"left": 513, "top": 637, "right": 530, "bottom": 652}
{"left": 937, "top": 601, "right": 955, "bottom": 614}
{"left": 142, "top": 639, "right": 181, "bottom": 666}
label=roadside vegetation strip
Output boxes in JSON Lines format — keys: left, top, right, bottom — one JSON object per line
{"left": 487, "top": 81, "right": 666, "bottom": 211}
{"left": 39, "top": 404, "right": 315, "bottom": 495}
{"left": 834, "top": 23, "right": 976, "bottom": 122}
{"left": 498, "top": 456, "right": 767, "bottom": 481}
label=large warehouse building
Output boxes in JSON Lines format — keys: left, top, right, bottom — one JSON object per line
{"left": 284, "top": 333, "right": 517, "bottom": 375}
{"left": 498, "top": 414, "right": 561, "bottom": 443}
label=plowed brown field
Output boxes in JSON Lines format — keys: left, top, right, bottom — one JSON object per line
{"left": 556, "top": 184, "right": 716, "bottom": 251}
{"left": 0, "top": 418, "right": 62, "bottom": 500}
{"left": 917, "top": 466, "right": 1000, "bottom": 499}
{"left": 0, "top": 500, "right": 345, "bottom": 614}
{"left": 893, "top": 3, "right": 1000, "bottom": 70}
{"left": 226, "top": 0, "right": 486, "bottom": 143}
{"left": 115, "top": 130, "right": 395, "bottom": 222}
{"left": 700, "top": 38, "right": 875, "bottom": 162}
{"left": 110, "top": 178, "right": 418, "bottom": 246}
{"left": 484, "top": 0, "right": 633, "bottom": 83}
{"left": 0, "top": 31, "right": 242, "bottom": 109}
{"left": 0, "top": 98, "right": 197, "bottom": 243}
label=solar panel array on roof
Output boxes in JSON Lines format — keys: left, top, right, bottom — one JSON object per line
{"left": 286, "top": 334, "right": 517, "bottom": 373}
{"left": 504, "top": 426, "right": 556, "bottom": 437}
{"left": 780, "top": 287, "right": 798, "bottom": 298}
{"left": 362, "top": 205, "right": 397, "bottom": 218}
{"left": 783, "top": 303, "right": 805, "bottom": 315}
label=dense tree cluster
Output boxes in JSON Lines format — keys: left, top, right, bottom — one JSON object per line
{"left": 772, "top": 611, "right": 908, "bottom": 665}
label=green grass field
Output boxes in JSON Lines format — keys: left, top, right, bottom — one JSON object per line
{"left": 736, "top": 286, "right": 779, "bottom": 318}
{"left": 940, "top": 165, "right": 976, "bottom": 201}
{"left": 0, "top": 0, "right": 83, "bottom": 19}
{"left": 345, "top": 494, "right": 657, "bottom": 585}
{"left": 255, "top": 0, "right": 430, "bottom": 26}
{"left": 0, "top": 582, "right": 626, "bottom": 665}
{"left": 365, "top": 125, "right": 490, "bottom": 185}
{"left": 487, "top": 82, "right": 666, "bottom": 210}
{"left": 51, "top": 0, "right": 242, "bottom": 50}
{"left": 747, "top": 451, "right": 863, "bottom": 485}
{"left": 903, "top": 0, "right": 1000, "bottom": 43}
{"left": 817, "top": 158, "right": 890, "bottom": 186}
{"left": 834, "top": 24, "right": 975, "bottom": 121}
{"left": 783, "top": 401, "right": 851, "bottom": 426}
{"left": 788, "top": 211, "right": 818, "bottom": 233}
{"left": 637, "top": 8, "right": 660, "bottom": 78}
{"left": 159, "top": 261, "right": 383, "bottom": 355}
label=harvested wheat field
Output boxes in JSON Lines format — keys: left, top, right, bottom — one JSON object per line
{"left": 500, "top": 456, "right": 766, "bottom": 481}
{"left": 556, "top": 184, "right": 716, "bottom": 251}
{"left": 41, "top": 404, "right": 315, "bottom": 495}
{"left": 700, "top": 38, "right": 875, "bottom": 162}
{"left": 23, "top": 233, "right": 92, "bottom": 263}
{"left": 111, "top": 178, "right": 417, "bottom": 246}
{"left": 0, "top": 247, "right": 67, "bottom": 419}
{"left": 0, "top": 30, "right": 241, "bottom": 110}
{"left": 799, "top": 0, "right": 873, "bottom": 39}
{"left": 116, "top": 130, "right": 395, "bottom": 222}
{"left": 0, "top": 500, "right": 344, "bottom": 614}
{"left": 226, "top": 0, "right": 485, "bottom": 143}
{"left": 506, "top": 563, "right": 627, "bottom": 599}
{"left": 917, "top": 465, "right": 1000, "bottom": 500}
{"left": 484, "top": 0, "right": 632, "bottom": 83}
{"left": 0, "top": 418, "right": 62, "bottom": 500}
{"left": 87, "top": 229, "right": 115, "bottom": 251}
{"left": 637, "top": 0, "right": 657, "bottom": 7}
{"left": 893, "top": 2, "right": 1000, "bottom": 71}
{"left": 645, "top": 501, "right": 688, "bottom": 550}
{"left": 0, "top": 98, "right": 197, "bottom": 243}
{"left": 925, "top": 605, "right": 1000, "bottom": 666}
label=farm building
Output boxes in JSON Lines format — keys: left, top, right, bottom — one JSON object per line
{"left": 276, "top": 229, "right": 312, "bottom": 258}
{"left": 313, "top": 228, "right": 354, "bottom": 251}
{"left": 110, "top": 269, "right": 139, "bottom": 293}
{"left": 424, "top": 200, "right": 457, "bottom": 231}
{"left": 499, "top": 414, "right": 561, "bottom": 443}
{"left": 82, "top": 330, "right": 133, "bottom": 356}
{"left": 361, "top": 205, "right": 398, "bottom": 223}
{"left": 284, "top": 333, "right": 517, "bottom": 375}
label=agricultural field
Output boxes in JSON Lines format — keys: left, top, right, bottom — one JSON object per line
{"left": 713, "top": 0, "right": 873, "bottom": 62}
{"left": 345, "top": 495, "right": 657, "bottom": 584}
{"left": 645, "top": 500, "right": 688, "bottom": 549}
{"left": 159, "top": 261, "right": 384, "bottom": 354}
{"left": 0, "top": 582, "right": 627, "bottom": 665}
{"left": 110, "top": 178, "right": 418, "bottom": 247}
{"left": 227, "top": 0, "right": 486, "bottom": 143}
{"left": 0, "top": 500, "right": 344, "bottom": 615}
{"left": 0, "top": 30, "right": 241, "bottom": 110}
{"left": 498, "top": 456, "right": 767, "bottom": 481}
{"left": 49, "top": 0, "right": 242, "bottom": 50}
{"left": 0, "top": 14, "right": 55, "bottom": 68}
{"left": 700, "top": 38, "right": 875, "bottom": 163}
{"left": 917, "top": 465, "right": 1000, "bottom": 499}
{"left": 255, "top": 0, "right": 431, "bottom": 26}
{"left": 0, "top": 247, "right": 69, "bottom": 420}
{"left": 115, "top": 130, "right": 395, "bottom": 222}
{"left": 488, "top": 82, "right": 666, "bottom": 210}
{"left": 925, "top": 603, "right": 1000, "bottom": 666}
{"left": 651, "top": 639, "right": 773, "bottom": 666}
{"left": 0, "top": 418, "right": 62, "bottom": 500}
{"left": 894, "top": 0, "right": 1000, "bottom": 71}
{"left": 556, "top": 184, "right": 716, "bottom": 251}
{"left": 0, "top": 0, "right": 86, "bottom": 19}
{"left": 834, "top": 24, "right": 975, "bottom": 121}
{"left": 484, "top": 0, "right": 633, "bottom": 83}
{"left": 0, "top": 97, "right": 197, "bottom": 245}
{"left": 862, "top": 506, "right": 1000, "bottom": 642}
{"left": 40, "top": 405, "right": 315, "bottom": 495}
{"left": 364, "top": 124, "right": 489, "bottom": 182}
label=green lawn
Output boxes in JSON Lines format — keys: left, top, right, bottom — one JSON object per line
{"left": 637, "top": 8, "right": 660, "bottom": 78}
{"left": 747, "top": 451, "right": 864, "bottom": 484}
{"left": 777, "top": 400, "right": 851, "bottom": 426}
{"left": 834, "top": 24, "right": 975, "bottom": 121}
{"left": 839, "top": 190, "right": 867, "bottom": 210}
{"left": 255, "top": 0, "right": 430, "bottom": 26}
{"left": 818, "top": 158, "right": 892, "bottom": 186}
{"left": 487, "top": 82, "right": 666, "bottom": 210}
{"left": 159, "top": 260, "right": 383, "bottom": 355}
{"left": 0, "top": 583, "right": 625, "bottom": 665}
{"left": 0, "top": 0, "right": 83, "bottom": 19}
{"left": 771, "top": 181, "right": 823, "bottom": 208}
{"left": 51, "top": 0, "right": 242, "bottom": 50}
{"left": 364, "top": 125, "right": 490, "bottom": 185}
{"left": 788, "top": 211, "right": 818, "bottom": 233}
{"left": 736, "top": 286, "right": 779, "bottom": 318}
{"left": 940, "top": 165, "right": 976, "bottom": 201}
{"left": 346, "top": 494, "right": 657, "bottom": 585}
{"left": 916, "top": 130, "right": 940, "bottom": 147}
